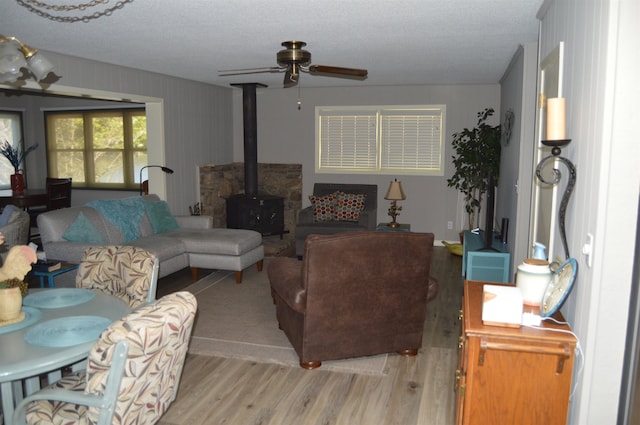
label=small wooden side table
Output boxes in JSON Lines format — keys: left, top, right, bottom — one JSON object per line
{"left": 32, "top": 262, "right": 79, "bottom": 288}
{"left": 376, "top": 223, "right": 411, "bottom": 232}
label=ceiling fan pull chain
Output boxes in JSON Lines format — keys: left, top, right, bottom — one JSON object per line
{"left": 297, "top": 83, "right": 302, "bottom": 110}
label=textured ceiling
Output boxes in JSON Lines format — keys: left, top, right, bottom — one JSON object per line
{"left": 0, "top": 0, "right": 542, "bottom": 89}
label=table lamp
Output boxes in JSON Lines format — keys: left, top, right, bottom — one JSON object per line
{"left": 384, "top": 179, "right": 406, "bottom": 228}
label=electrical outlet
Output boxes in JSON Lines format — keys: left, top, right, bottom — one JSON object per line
{"left": 447, "top": 221, "right": 453, "bottom": 230}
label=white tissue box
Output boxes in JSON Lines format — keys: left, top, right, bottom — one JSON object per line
{"left": 482, "top": 284, "right": 523, "bottom": 328}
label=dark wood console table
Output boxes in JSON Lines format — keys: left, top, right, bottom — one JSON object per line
{"left": 0, "top": 189, "right": 47, "bottom": 209}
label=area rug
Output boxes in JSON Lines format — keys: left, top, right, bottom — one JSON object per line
{"left": 184, "top": 262, "right": 388, "bottom": 376}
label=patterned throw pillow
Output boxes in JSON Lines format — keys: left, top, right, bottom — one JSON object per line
{"left": 309, "top": 193, "right": 336, "bottom": 222}
{"left": 334, "top": 192, "right": 367, "bottom": 221}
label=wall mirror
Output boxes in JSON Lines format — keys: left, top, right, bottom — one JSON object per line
{"left": 531, "top": 42, "right": 564, "bottom": 262}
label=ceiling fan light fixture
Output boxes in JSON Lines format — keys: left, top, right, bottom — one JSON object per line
{"left": 277, "top": 41, "right": 311, "bottom": 68}
{"left": 218, "top": 40, "right": 368, "bottom": 89}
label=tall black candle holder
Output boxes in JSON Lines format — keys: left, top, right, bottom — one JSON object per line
{"left": 535, "top": 139, "right": 576, "bottom": 259}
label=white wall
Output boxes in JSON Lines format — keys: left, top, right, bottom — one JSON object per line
{"left": 231, "top": 83, "right": 500, "bottom": 241}
{"left": 538, "top": 0, "right": 640, "bottom": 423}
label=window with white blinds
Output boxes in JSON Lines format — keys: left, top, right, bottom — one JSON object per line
{"left": 316, "top": 105, "right": 445, "bottom": 175}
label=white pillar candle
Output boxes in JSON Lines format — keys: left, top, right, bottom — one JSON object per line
{"left": 546, "top": 97, "right": 566, "bottom": 140}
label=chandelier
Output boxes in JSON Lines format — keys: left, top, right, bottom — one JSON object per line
{"left": 15, "top": 0, "right": 135, "bottom": 23}
{"left": 0, "top": 35, "right": 55, "bottom": 84}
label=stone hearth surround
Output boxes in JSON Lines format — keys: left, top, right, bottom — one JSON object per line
{"left": 199, "top": 163, "right": 302, "bottom": 248}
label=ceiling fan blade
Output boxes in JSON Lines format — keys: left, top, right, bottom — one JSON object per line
{"left": 283, "top": 68, "right": 299, "bottom": 88}
{"left": 218, "top": 66, "right": 284, "bottom": 76}
{"left": 308, "top": 65, "right": 368, "bottom": 78}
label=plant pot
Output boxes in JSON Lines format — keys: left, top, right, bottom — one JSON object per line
{"left": 10, "top": 172, "right": 24, "bottom": 195}
{"left": 0, "top": 287, "right": 22, "bottom": 322}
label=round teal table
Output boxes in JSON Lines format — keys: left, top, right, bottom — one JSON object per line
{"left": 0, "top": 289, "right": 130, "bottom": 421}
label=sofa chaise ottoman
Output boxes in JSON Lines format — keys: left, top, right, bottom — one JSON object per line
{"left": 37, "top": 194, "right": 264, "bottom": 284}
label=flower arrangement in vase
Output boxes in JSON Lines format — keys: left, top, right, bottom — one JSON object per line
{"left": 0, "top": 139, "right": 38, "bottom": 195}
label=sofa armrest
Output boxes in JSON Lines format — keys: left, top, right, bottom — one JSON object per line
{"left": 357, "top": 209, "right": 377, "bottom": 230}
{"left": 267, "top": 258, "right": 306, "bottom": 313}
{"left": 175, "top": 215, "right": 213, "bottom": 229}
{"left": 41, "top": 241, "right": 96, "bottom": 263}
{"left": 297, "top": 206, "right": 314, "bottom": 225}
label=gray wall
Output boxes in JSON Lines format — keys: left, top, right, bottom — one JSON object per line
{"left": 1, "top": 51, "right": 234, "bottom": 215}
{"left": 0, "top": 92, "right": 140, "bottom": 192}
{"left": 231, "top": 84, "right": 501, "bottom": 241}
{"left": 497, "top": 43, "right": 538, "bottom": 278}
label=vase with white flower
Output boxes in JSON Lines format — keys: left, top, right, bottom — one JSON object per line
{"left": 0, "top": 140, "right": 38, "bottom": 195}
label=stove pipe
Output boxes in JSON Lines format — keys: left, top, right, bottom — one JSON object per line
{"left": 232, "top": 82, "right": 267, "bottom": 197}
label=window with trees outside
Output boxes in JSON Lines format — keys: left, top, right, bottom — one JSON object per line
{"left": 45, "top": 108, "right": 147, "bottom": 189}
{"left": 0, "top": 110, "right": 25, "bottom": 190}
{"left": 316, "top": 105, "right": 445, "bottom": 176}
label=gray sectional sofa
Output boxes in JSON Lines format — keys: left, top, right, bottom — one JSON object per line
{"left": 37, "top": 194, "right": 264, "bottom": 283}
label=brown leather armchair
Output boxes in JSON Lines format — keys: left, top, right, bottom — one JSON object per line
{"left": 267, "top": 230, "right": 437, "bottom": 369}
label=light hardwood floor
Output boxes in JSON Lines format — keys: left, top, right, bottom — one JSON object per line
{"left": 157, "top": 246, "right": 463, "bottom": 425}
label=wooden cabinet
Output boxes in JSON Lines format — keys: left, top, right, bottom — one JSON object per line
{"left": 456, "top": 281, "right": 576, "bottom": 425}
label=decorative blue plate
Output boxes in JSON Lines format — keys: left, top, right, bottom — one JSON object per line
{"left": 24, "top": 316, "right": 111, "bottom": 347}
{"left": 0, "top": 307, "right": 42, "bottom": 335}
{"left": 23, "top": 288, "right": 95, "bottom": 309}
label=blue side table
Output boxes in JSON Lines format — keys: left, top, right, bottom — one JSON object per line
{"left": 376, "top": 223, "right": 411, "bottom": 231}
{"left": 32, "top": 262, "right": 80, "bottom": 288}
{"left": 462, "top": 230, "right": 510, "bottom": 282}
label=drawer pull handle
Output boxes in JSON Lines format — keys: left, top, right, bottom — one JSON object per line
{"left": 478, "top": 338, "right": 571, "bottom": 373}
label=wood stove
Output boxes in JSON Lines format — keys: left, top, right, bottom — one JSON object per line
{"left": 226, "top": 82, "right": 285, "bottom": 236}
{"left": 226, "top": 194, "right": 284, "bottom": 236}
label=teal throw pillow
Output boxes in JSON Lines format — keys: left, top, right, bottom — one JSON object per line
{"left": 144, "top": 200, "right": 179, "bottom": 233}
{"left": 87, "top": 197, "right": 145, "bottom": 242}
{"left": 63, "top": 211, "right": 107, "bottom": 243}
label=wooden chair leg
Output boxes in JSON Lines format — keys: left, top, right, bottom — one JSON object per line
{"left": 257, "top": 259, "right": 264, "bottom": 272}
{"left": 235, "top": 271, "right": 242, "bottom": 284}
{"left": 300, "top": 361, "right": 322, "bottom": 370}
{"left": 191, "top": 267, "right": 199, "bottom": 281}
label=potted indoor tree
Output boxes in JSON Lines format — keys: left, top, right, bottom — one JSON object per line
{"left": 0, "top": 140, "right": 38, "bottom": 195}
{"left": 447, "top": 108, "right": 501, "bottom": 233}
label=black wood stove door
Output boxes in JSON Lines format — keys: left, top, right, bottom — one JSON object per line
{"left": 226, "top": 194, "right": 284, "bottom": 236}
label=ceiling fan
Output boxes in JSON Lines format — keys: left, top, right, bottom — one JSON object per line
{"left": 218, "top": 41, "right": 368, "bottom": 88}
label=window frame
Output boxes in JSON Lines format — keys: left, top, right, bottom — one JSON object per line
{"left": 315, "top": 105, "right": 446, "bottom": 176}
{"left": 45, "top": 108, "right": 147, "bottom": 190}
{"left": 0, "top": 110, "right": 26, "bottom": 190}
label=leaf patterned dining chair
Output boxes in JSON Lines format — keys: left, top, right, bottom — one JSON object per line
{"left": 76, "top": 246, "right": 159, "bottom": 309}
{"left": 13, "top": 291, "right": 198, "bottom": 425}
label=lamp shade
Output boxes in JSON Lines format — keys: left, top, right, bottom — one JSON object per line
{"left": 384, "top": 179, "right": 406, "bottom": 201}
{"left": 27, "top": 52, "right": 54, "bottom": 81}
{"left": 0, "top": 40, "right": 27, "bottom": 83}
{"left": 0, "top": 35, "right": 55, "bottom": 83}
